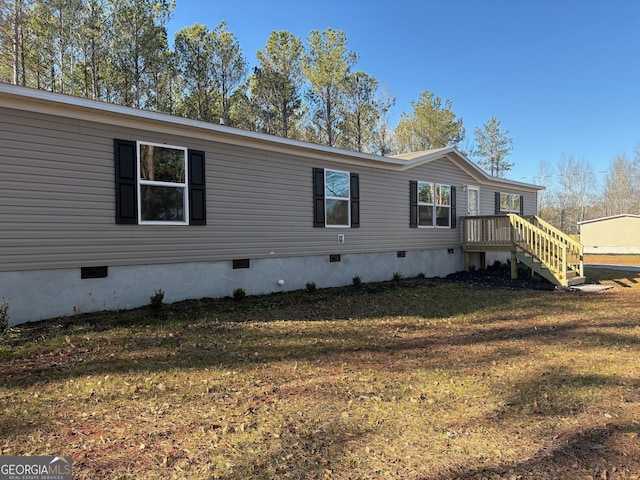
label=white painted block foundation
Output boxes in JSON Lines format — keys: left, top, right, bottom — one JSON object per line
{"left": 2, "top": 248, "right": 463, "bottom": 326}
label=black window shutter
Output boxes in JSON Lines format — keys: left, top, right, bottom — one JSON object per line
{"left": 350, "top": 173, "right": 360, "bottom": 228}
{"left": 450, "top": 186, "right": 457, "bottom": 229}
{"left": 519, "top": 195, "right": 524, "bottom": 215}
{"left": 409, "top": 181, "right": 418, "bottom": 228}
{"left": 114, "top": 139, "right": 137, "bottom": 224}
{"left": 312, "top": 168, "right": 325, "bottom": 227}
{"left": 188, "top": 149, "right": 206, "bottom": 225}
{"left": 495, "top": 192, "right": 501, "bottom": 214}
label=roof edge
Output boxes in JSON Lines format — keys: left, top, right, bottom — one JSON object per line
{"left": 1, "top": 84, "right": 542, "bottom": 190}
{"left": 578, "top": 214, "right": 640, "bottom": 225}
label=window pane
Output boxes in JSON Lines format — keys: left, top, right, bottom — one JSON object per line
{"left": 418, "top": 205, "right": 434, "bottom": 226}
{"left": 418, "top": 182, "right": 433, "bottom": 204}
{"left": 437, "top": 185, "right": 451, "bottom": 205}
{"left": 140, "top": 185, "right": 185, "bottom": 222}
{"left": 140, "top": 144, "right": 185, "bottom": 183}
{"left": 326, "top": 199, "right": 349, "bottom": 226}
{"left": 500, "top": 193, "right": 510, "bottom": 212}
{"left": 512, "top": 195, "right": 520, "bottom": 213}
{"left": 436, "top": 206, "right": 450, "bottom": 227}
{"left": 325, "top": 170, "right": 349, "bottom": 199}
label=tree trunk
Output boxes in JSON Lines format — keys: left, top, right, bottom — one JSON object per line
{"left": 12, "top": 1, "right": 20, "bottom": 85}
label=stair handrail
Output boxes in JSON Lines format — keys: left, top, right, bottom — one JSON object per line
{"left": 530, "top": 215, "right": 583, "bottom": 250}
{"left": 509, "top": 214, "right": 568, "bottom": 281}
{"left": 530, "top": 215, "right": 584, "bottom": 278}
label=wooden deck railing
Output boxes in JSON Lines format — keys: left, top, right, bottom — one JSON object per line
{"left": 462, "top": 215, "right": 512, "bottom": 250}
{"left": 462, "top": 214, "right": 584, "bottom": 287}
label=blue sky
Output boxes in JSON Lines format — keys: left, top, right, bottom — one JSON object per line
{"left": 167, "top": 0, "right": 639, "bottom": 185}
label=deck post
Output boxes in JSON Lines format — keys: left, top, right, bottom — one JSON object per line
{"left": 511, "top": 251, "right": 518, "bottom": 279}
{"left": 510, "top": 215, "right": 518, "bottom": 280}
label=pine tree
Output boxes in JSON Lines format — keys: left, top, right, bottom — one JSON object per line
{"left": 394, "top": 90, "right": 465, "bottom": 153}
{"left": 302, "top": 28, "right": 357, "bottom": 147}
{"left": 473, "top": 117, "right": 513, "bottom": 178}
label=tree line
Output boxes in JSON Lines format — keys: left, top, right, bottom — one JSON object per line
{"left": 0, "top": 0, "right": 514, "bottom": 174}
{"left": 4, "top": 0, "right": 638, "bottom": 236}
{"left": 537, "top": 150, "right": 640, "bottom": 235}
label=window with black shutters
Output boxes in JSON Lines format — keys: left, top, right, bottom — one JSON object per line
{"left": 410, "top": 180, "right": 456, "bottom": 229}
{"left": 115, "top": 139, "right": 206, "bottom": 225}
{"left": 496, "top": 192, "right": 523, "bottom": 215}
{"left": 312, "top": 168, "right": 360, "bottom": 228}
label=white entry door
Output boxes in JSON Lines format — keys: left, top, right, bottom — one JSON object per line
{"left": 467, "top": 186, "right": 479, "bottom": 216}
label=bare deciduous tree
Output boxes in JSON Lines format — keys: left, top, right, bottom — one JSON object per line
{"left": 603, "top": 154, "right": 639, "bottom": 216}
{"left": 551, "top": 155, "right": 599, "bottom": 233}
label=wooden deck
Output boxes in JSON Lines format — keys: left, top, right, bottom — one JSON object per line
{"left": 462, "top": 215, "right": 585, "bottom": 287}
{"left": 462, "top": 215, "right": 513, "bottom": 252}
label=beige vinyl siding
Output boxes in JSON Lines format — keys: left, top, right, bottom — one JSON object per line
{"left": 580, "top": 216, "right": 640, "bottom": 253}
{"left": 476, "top": 187, "right": 537, "bottom": 216}
{"left": 1, "top": 103, "right": 538, "bottom": 273}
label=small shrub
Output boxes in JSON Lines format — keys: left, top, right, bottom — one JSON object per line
{"left": 149, "top": 289, "right": 165, "bottom": 316}
{"left": 0, "top": 298, "right": 9, "bottom": 332}
{"left": 417, "top": 272, "right": 426, "bottom": 279}
{"left": 352, "top": 275, "right": 362, "bottom": 287}
{"left": 233, "top": 288, "right": 246, "bottom": 301}
{"left": 305, "top": 282, "right": 317, "bottom": 293}
{"left": 392, "top": 272, "right": 403, "bottom": 282}
{"left": 492, "top": 260, "right": 503, "bottom": 269}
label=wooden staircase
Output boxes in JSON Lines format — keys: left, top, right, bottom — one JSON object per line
{"left": 509, "top": 215, "right": 585, "bottom": 287}
{"left": 462, "top": 214, "right": 585, "bottom": 288}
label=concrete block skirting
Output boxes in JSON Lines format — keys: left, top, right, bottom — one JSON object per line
{"left": 2, "top": 248, "right": 463, "bottom": 326}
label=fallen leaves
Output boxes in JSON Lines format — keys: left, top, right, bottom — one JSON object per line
{"left": 2, "top": 269, "right": 640, "bottom": 478}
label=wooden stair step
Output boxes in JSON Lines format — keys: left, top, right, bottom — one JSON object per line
{"left": 566, "top": 276, "right": 586, "bottom": 286}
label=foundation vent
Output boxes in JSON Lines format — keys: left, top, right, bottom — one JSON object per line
{"left": 81, "top": 266, "right": 108, "bottom": 279}
{"left": 233, "top": 259, "right": 251, "bottom": 269}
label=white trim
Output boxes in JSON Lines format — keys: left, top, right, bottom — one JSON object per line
{"left": 324, "top": 168, "right": 351, "bottom": 228}
{"left": 136, "top": 141, "right": 189, "bottom": 225}
{"left": 467, "top": 185, "right": 480, "bottom": 216}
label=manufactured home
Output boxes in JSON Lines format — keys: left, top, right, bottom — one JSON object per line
{"left": 1, "top": 84, "right": 548, "bottom": 326}
{"left": 579, "top": 215, "right": 640, "bottom": 254}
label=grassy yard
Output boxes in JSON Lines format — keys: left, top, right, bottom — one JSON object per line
{"left": 584, "top": 254, "right": 640, "bottom": 267}
{"left": 1, "top": 266, "right": 640, "bottom": 479}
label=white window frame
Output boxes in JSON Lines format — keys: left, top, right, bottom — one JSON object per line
{"left": 417, "top": 181, "right": 451, "bottom": 228}
{"left": 435, "top": 183, "right": 451, "bottom": 228}
{"left": 500, "top": 192, "right": 520, "bottom": 214}
{"left": 325, "top": 168, "right": 351, "bottom": 228}
{"left": 417, "top": 181, "right": 434, "bottom": 228}
{"left": 137, "top": 141, "right": 189, "bottom": 225}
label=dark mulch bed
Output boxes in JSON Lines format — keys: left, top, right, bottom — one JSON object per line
{"left": 443, "top": 264, "right": 557, "bottom": 291}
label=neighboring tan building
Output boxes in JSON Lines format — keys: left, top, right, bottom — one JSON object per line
{"left": 579, "top": 215, "right": 640, "bottom": 254}
{"left": 0, "top": 84, "right": 542, "bottom": 326}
